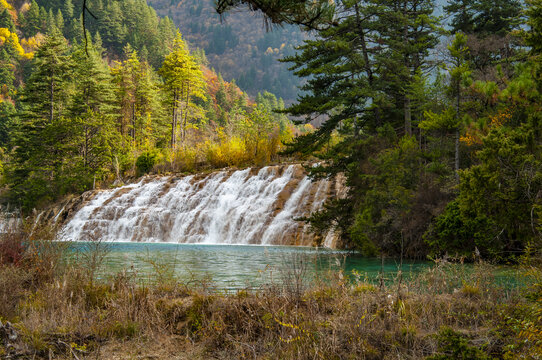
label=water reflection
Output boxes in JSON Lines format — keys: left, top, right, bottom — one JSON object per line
{"left": 68, "top": 242, "right": 429, "bottom": 290}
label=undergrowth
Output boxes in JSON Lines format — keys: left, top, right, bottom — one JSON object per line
{"left": 0, "top": 220, "right": 541, "bottom": 359}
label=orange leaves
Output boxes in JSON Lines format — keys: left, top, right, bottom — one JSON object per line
{"left": 459, "top": 131, "right": 482, "bottom": 146}
{"left": 460, "top": 108, "right": 513, "bottom": 146}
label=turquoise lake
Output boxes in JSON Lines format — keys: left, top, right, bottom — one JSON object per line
{"left": 67, "top": 242, "right": 430, "bottom": 290}
{"left": 65, "top": 242, "right": 525, "bottom": 291}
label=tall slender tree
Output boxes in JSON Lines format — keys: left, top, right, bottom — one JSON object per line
{"left": 159, "top": 32, "right": 205, "bottom": 147}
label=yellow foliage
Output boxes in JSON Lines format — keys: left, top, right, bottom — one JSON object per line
{"left": 302, "top": 123, "right": 315, "bottom": 133}
{"left": 489, "top": 108, "right": 512, "bottom": 127}
{"left": 460, "top": 108, "right": 512, "bottom": 146}
{"left": 460, "top": 129, "right": 482, "bottom": 146}
{"left": 205, "top": 137, "right": 248, "bottom": 168}
{"left": 0, "top": 27, "right": 33, "bottom": 59}
{"left": 173, "top": 146, "right": 198, "bottom": 172}
{"left": 0, "top": 0, "right": 13, "bottom": 11}
{"left": 21, "top": 35, "right": 42, "bottom": 54}
{"left": 0, "top": 0, "right": 16, "bottom": 23}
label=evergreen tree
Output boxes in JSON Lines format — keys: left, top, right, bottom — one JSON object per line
{"left": 112, "top": 45, "right": 165, "bottom": 148}
{"left": 55, "top": 9, "right": 64, "bottom": 33}
{"left": 21, "top": 0, "right": 41, "bottom": 37}
{"left": 111, "top": 45, "right": 141, "bottom": 142}
{"left": 525, "top": 0, "right": 542, "bottom": 55}
{"left": 0, "top": 8, "right": 15, "bottom": 32}
{"left": 0, "top": 100, "right": 15, "bottom": 148}
{"left": 215, "top": 0, "right": 335, "bottom": 28}
{"left": 6, "top": 30, "right": 75, "bottom": 210}
{"left": 99, "top": 1, "right": 126, "bottom": 52}
{"left": 282, "top": 0, "right": 440, "bottom": 254}
{"left": 22, "top": 29, "right": 73, "bottom": 123}
{"left": 38, "top": 6, "right": 47, "bottom": 33}
{"left": 445, "top": 0, "right": 522, "bottom": 35}
{"left": 69, "top": 42, "right": 119, "bottom": 181}
{"left": 420, "top": 33, "right": 473, "bottom": 180}
{"left": 0, "top": 49, "right": 15, "bottom": 94}
{"left": 63, "top": 0, "right": 74, "bottom": 20}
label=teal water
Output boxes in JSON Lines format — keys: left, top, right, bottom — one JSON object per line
{"left": 68, "top": 242, "right": 429, "bottom": 290}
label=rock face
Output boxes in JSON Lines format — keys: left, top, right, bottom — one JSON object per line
{"left": 58, "top": 164, "right": 344, "bottom": 247}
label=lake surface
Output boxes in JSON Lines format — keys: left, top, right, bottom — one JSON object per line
{"left": 68, "top": 242, "right": 429, "bottom": 290}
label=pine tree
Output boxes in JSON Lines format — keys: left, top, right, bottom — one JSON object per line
{"left": 112, "top": 45, "right": 165, "bottom": 148}
{"left": 445, "top": 0, "right": 522, "bottom": 35}
{"left": 55, "top": 9, "right": 64, "bottom": 33}
{"left": 21, "top": 0, "right": 41, "bottom": 37}
{"left": 0, "top": 8, "right": 15, "bottom": 32}
{"left": 99, "top": 1, "right": 126, "bottom": 52}
{"left": 47, "top": 9, "right": 55, "bottom": 31}
{"left": 0, "top": 100, "right": 15, "bottom": 148}
{"left": 282, "top": 0, "right": 440, "bottom": 253}
{"left": 70, "top": 41, "right": 119, "bottom": 178}
{"left": 111, "top": 45, "right": 140, "bottom": 142}
{"left": 63, "top": 0, "right": 74, "bottom": 20}
{"left": 38, "top": 6, "right": 47, "bottom": 33}
{"left": 215, "top": 0, "right": 335, "bottom": 29}
{"left": 420, "top": 33, "right": 472, "bottom": 180}
{"left": 22, "top": 28, "right": 73, "bottom": 123}
{"left": 525, "top": 0, "right": 542, "bottom": 55}
{"left": 6, "top": 29, "right": 75, "bottom": 210}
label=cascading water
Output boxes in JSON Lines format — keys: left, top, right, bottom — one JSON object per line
{"left": 60, "top": 164, "right": 344, "bottom": 247}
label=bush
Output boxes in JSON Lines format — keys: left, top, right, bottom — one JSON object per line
{"left": 0, "top": 224, "right": 26, "bottom": 266}
{"left": 135, "top": 151, "right": 157, "bottom": 176}
{"left": 427, "top": 327, "right": 492, "bottom": 359}
{"left": 425, "top": 200, "right": 494, "bottom": 259}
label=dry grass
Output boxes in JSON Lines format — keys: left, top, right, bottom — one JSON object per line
{"left": 0, "top": 223, "right": 541, "bottom": 359}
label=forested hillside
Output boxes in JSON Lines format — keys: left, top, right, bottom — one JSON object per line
{"left": 146, "top": 0, "right": 306, "bottom": 102}
{"left": 0, "top": 0, "right": 302, "bottom": 212}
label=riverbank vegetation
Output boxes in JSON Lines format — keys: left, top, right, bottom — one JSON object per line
{"left": 0, "top": 223, "right": 541, "bottom": 359}
{"left": 270, "top": 0, "right": 542, "bottom": 261}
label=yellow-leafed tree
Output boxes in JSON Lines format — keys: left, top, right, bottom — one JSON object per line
{"left": 159, "top": 32, "right": 206, "bottom": 148}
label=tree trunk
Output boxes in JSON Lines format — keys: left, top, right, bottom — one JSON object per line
{"left": 404, "top": 96, "right": 412, "bottom": 136}
{"left": 183, "top": 82, "right": 191, "bottom": 143}
{"left": 131, "top": 102, "right": 136, "bottom": 144}
{"left": 455, "top": 128, "right": 460, "bottom": 181}
{"left": 171, "top": 89, "right": 177, "bottom": 148}
{"left": 354, "top": 2, "right": 381, "bottom": 126}
{"left": 403, "top": 9, "right": 412, "bottom": 136}
{"left": 50, "top": 72, "right": 54, "bottom": 123}
{"left": 84, "top": 126, "right": 88, "bottom": 167}
{"left": 455, "top": 82, "right": 461, "bottom": 181}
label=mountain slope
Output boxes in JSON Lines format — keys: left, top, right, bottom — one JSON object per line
{"left": 146, "top": 0, "right": 308, "bottom": 103}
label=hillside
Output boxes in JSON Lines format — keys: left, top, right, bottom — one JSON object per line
{"left": 146, "top": 0, "right": 307, "bottom": 103}
{"left": 0, "top": 0, "right": 307, "bottom": 212}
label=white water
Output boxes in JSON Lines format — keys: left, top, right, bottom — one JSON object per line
{"left": 61, "top": 165, "right": 342, "bottom": 246}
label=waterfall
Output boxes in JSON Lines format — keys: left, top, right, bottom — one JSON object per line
{"left": 60, "top": 164, "right": 342, "bottom": 246}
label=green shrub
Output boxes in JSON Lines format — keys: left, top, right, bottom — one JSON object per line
{"left": 427, "top": 327, "right": 492, "bottom": 360}
{"left": 425, "top": 200, "right": 494, "bottom": 258}
{"left": 136, "top": 151, "right": 157, "bottom": 176}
